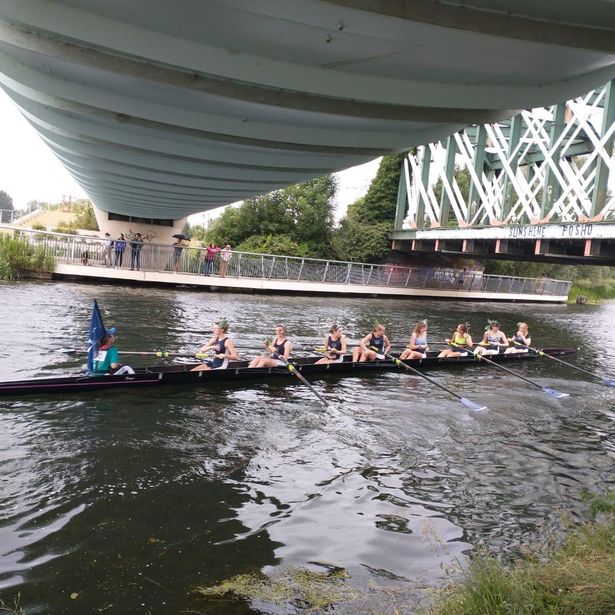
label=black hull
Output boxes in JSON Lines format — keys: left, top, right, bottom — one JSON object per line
{"left": 0, "top": 348, "right": 576, "bottom": 397}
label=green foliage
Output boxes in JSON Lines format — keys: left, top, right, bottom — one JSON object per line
{"left": 351, "top": 153, "right": 407, "bottom": 225}
{"left": 187, "top": 224, "right": 208, "bottom": 243}
{"left": 31, "top": 223, "right": 47, "bottom": 231}
{"left": 484, "top": 260, "right": 577, "bottom": 280}
{"left": 71, "top": 200, "right": 98, "bottom": 230}
{"left": 331, "top": 217, "right": 391, "bottom": 263}
{"left": 236, "top": 234, "right": 311, "bottom": 257}
{"left": 485, "top": 262, "right": 615, "bottom": 302}
{"left": 207, "top": 175, "right": 337, "bottom": 257}
{"left": 51, "top": 224, "right": 78, "bottom": 235}
{"left": 428, "top": 493, "right": 615, "bottom": 615}
{"left": 196, "top": 565, "right": 353, "bottom": 612}
{"left": 433, "top": 166, "right": 471, "bottom": 226}
{"left": 0, "top": 235, "right": 55, "bottom": 279}
{"left": 330, "top": 153, "right": 407, "bottom": 262}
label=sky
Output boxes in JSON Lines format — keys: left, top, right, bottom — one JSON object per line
{"left": 0, "top": 88, "right": 380, "bottom": 223}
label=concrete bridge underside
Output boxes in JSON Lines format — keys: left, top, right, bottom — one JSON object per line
{"left": 1, "top": 1, "right": 615, "bottom": 221}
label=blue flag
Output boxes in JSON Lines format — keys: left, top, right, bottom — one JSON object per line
{"left": 87, "top": 299, "right": 106, "bottom": 374}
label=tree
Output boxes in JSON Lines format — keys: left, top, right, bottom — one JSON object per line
{"left": 206, "top": 175, "right": 337, "bottom": 257}
{"left": 352, "top": 153, "right": 407, "bottom": 225}
{"left": 0, "top": 190, "right": 14, "bottom": 223}
{"left": 332, "top": 153, "right": 408, "bottom": 262}
{"left": 72, "top": 200, "right": 98, "bottom": 230}
{"left": 331, "top": 217, "right": 391, "bottom": 263}
{"left": 236, "top": 234, "right": 311, "bottom": 257}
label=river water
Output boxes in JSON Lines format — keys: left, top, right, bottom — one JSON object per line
{"left": 1, "top": 281, "right": 615, "bottom": 614}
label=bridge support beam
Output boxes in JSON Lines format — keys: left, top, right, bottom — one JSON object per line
{"left": 539, "top": 103, "right": 566, "bottom": 222}
{"left": 438, "top": 136, "right": 457, "bottom": 227}
{"left": 591, "top": 79, "right": 615, "bottom": 220}
{"left": 501, "top": 115, "right": 523, "bottom": 221}
{"left": 466, "top": 125, "right": 487, "bottom": 224}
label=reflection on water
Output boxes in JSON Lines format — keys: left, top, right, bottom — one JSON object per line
{"left": 1, "top": 280, "right": 615, "bottom": 613}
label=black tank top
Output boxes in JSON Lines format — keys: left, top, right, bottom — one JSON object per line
{"left": 271, "top": 338, "right": 288, "bottom": 358}
{"left": 327, "top": 336, "right": 342, "bottom": 351}
{"left": 369, "top": 334, "right": 385, "bottom": 354}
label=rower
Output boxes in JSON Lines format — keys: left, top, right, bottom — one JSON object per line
{"left": 504, "top": 322, "right": 532, "bottom": 354}
{"left": 400, "top": 320, "right": 429, "bottom": 360}
{"left": 474, "top": 320, "right": 509, "bottom": 356}
{"left": 92, "top": 327, "right": 135, "bottom": 375}
{"left": 437, "top": 323, "right": 473, "bottom": 358}
{"left": 191, "top": 320, "right": 238, "bottom": 371}
{"left": 248, "top": 324, "right": 292, "bottom": 368}
{"left": 352, "top": 323, "right": 391, "bottom": 362}
{"left": 314, "top": 324, "right": 347, "bottom": 364}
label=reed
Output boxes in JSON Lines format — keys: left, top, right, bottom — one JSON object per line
{"left": 0, "top": 235, "right": 55, "bottom": 280}
{"left": 427, "top": 492, "right": 615, "bottom": 615}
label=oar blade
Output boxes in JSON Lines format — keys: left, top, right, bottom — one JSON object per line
{"left": 601, "top": 377, "right": 615, "bottom": 388}
{"left": 460, "top": 397, "right": 489, "bottom": 412}
{"left": 543, "top": 387, "right": 569, "bottom": 399}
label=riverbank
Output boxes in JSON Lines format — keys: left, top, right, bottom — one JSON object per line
{"left": 568, "top": 284, "right": 615, "bottom": 304}
{"left": 428, "top": 492, "right": 615, "bottom": 615}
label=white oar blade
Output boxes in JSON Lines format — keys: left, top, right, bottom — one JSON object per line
{"left": 601, "top": 377, "right": 615, "bottom": 387}
{"left": 460, "top": 397, "right": 488, "bottom": 412}
{"left": 543, "top": 387, "right": 569, "bottom": 399}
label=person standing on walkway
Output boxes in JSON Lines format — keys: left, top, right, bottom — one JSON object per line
{"left": 172, "top": 238, "right": 184, "bottom": 273}
{"left": 129, "top": 233, "right": 143, "bottom": 270}
{"left": 103, "top": 232, "right": 113, "bottom": 267}
{"left": 114, "top": 234, "right": 127, "bottom": 268}
{"left": 456, "top": 267, "right": 467, "bottom": 290}
{"left": 219, "top": 244, "right": 232, "bottom": 277}
{"left": 203, "top": 242, "right": 220, "bottom": 275}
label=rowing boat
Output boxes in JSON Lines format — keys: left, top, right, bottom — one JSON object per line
{"left": 0, "top": 348, "right": 576, "bottom": 397}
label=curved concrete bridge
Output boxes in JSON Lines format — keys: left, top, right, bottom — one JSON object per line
{"left": 1, "top": 1, "right": 615, "bottom": 222}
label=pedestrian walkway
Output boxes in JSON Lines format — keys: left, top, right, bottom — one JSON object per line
{"left": 6, "top": 227, "right": 572, "bottom": 302}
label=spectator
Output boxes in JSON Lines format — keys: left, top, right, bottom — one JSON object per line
{"left": 456, "top": 267, "right": 467, "bottom": 290}
{"left": 172, "top": 238, "right": 184, "bottom": 273}
{"left": 103, "top": 232, "right": 113, "bottom": 267}
{"left": 130, "top": 233, "right": 143, "bottom": 270}
{"left": 114, "top": 233, "right": 127, "bottom": 268}
{"left": 219, "top": 244, "right": 232, "bottom": 277}
{"left": 203, "top": 242, "right": 220, "bottom": 275}
{"left": 80, "top": 239, "right": 90, "bottom": 266}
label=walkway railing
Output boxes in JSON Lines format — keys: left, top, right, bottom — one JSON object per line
{"left": 3, "top": 227, "right": 572, "bottom": 297}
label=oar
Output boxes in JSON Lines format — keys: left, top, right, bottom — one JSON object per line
{"left": 513, "top": 341, "right": 615, "bottom": 387}
{"left": 376, "top": 348, "right": 488, "bottom": 412}
{"left": 58, "top": 348, "right": 199, "bottom": 358}
{"left": 474, "top": 352, "right": 569, "bottom": 398}
{"left": 272, "top": 352, "right": 335, "bottom": 411}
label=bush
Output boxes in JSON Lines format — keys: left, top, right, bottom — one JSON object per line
{"left": 0, "top": 235, "right": 55, "bottom": 279}
{"left": 31, "top": 223, "right": 46, "bottom": 231}
{"left": 236, "top": 234, "right": 312, "bottom": 257}
{"left": 428, "top": 493, "right": 615, "bottom": 615}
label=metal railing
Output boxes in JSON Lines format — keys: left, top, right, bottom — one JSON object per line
{"left": 2, "top": 227, "right": 572, "bottom": 297}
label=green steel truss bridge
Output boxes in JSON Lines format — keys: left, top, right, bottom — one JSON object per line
{"left": 391, "top": 80, "right": 615, "bottom": 264}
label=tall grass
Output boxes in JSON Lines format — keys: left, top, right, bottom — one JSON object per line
{"left": 0, "top": 235, "right": 55, "bottom": 280}
{"left": 569, "top": 277, "right": 615, "bottom": 303}
{"left": 427, "top": 494, "right": 615, "bottom": 615}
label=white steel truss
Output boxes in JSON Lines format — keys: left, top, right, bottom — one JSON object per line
{"left": 401, "top": 80, "right": 615, "bottom": 230}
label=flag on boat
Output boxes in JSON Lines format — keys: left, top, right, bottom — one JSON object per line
{"left": 87, "top": 299, "right": 106, "bottom": 374}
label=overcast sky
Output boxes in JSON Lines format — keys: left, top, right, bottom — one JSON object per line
{"left": 0, "top": 88, "right": 380, "bottom": 222}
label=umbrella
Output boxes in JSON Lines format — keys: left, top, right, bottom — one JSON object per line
{"left": 172, "top": 233, "right": 187, "bottom": 240}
